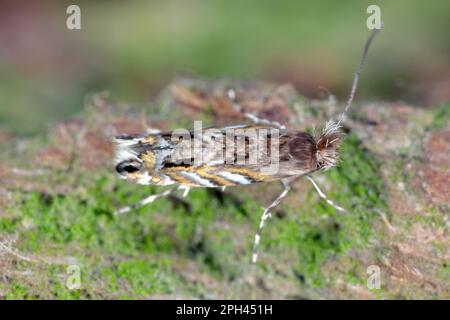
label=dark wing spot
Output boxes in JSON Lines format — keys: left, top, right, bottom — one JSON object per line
{"left": 115, "top": 134, "right": 140, "bottom": 140}
{"left": 116, "top": 160, "right": 142, "bottom": 174}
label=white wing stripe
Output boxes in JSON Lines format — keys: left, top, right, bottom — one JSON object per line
{"left": 217, "top": 171, "right": 252, "bottom": 185}
{"left": 180, "top": 171, "right": 216, "bottom": 187}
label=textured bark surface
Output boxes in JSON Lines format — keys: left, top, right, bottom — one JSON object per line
{"left": 0, "top": 77, "right": 448, "bottom": 299}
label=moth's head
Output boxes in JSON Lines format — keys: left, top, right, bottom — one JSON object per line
{"left": 315, "top": 120, "right": 343, "bottom": 170}
{"left": 113, "top": 135, "right": 151, "bottom": 185}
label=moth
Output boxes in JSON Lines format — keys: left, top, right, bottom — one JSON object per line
{"left": 114, "top": 29, "right": 380, "bottom": 263}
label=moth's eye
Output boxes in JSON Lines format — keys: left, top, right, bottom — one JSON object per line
{"left": 116, "top": 160, "right": 142, "bottom": 175}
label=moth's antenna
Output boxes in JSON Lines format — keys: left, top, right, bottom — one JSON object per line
{"left": 337, "top": 27, "right": 381, "bottom": 125}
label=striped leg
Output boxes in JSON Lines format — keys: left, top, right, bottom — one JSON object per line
{"left": 252, "top": 179, "right": 292, "bottom": 264}
{"left": 306, "top": 175, "right": 345, "bottom": 212}
{"left": 114, "top": 187, "right": 178, "bottom": 216}
{"left": 227, "top": 89, "right": 286, "bottom": 129}
{"left": 181, "top": 186, "right": 190, "bottom": 197}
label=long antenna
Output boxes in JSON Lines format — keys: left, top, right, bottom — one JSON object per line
{"left": 337, "top": 27, "right": 381, "bottom": 125}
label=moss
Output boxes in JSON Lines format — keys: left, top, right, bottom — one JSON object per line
{"left": 5, "top": 281, "right": 29, "bottom": 300}
{"left": 428, "top": 101, "right": 450, "bottom": 130}
{"left": 1, "top": 129, "right": 388, "bottom": 298}
{"left": 250, "top": 134, "right": 388, "bottom": 287}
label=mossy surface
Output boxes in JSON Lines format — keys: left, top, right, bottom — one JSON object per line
{"left": 0, "top": 81, "right": 447, "bottom": 299}
{"left": 0, "top": 131, "right": 389, "bottom": 299}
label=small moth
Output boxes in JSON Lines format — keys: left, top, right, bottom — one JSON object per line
{"left": 113, "top": 29, "right": 380, "bottom": 263}
{"left": 114, "top": 122, "right": 340, "bottom": 188}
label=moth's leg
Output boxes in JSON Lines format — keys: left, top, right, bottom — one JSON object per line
{"left": 181, "top": 186, "right": 190, "bottom": 198}
{"left": 252, "top": 178, "right": 293, "bottom": 264}
{"left": 114, "top": 187, "right": 178, "bottom": 216}
{"left": 227, "top": 89, "right": 286, "bottom": 129}
{"left": 306, "top": 175, "right": 346, "bottom": 212}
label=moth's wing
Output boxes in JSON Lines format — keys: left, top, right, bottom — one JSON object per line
{"left": 161, "top": 125, "right": 273, "bottom": 166}
{"left": 160, "top": 125, "right": 319, "bottom": 186}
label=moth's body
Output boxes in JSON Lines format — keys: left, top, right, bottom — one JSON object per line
{"left": 114, "top": 121, "right": 342, "bottom": 188}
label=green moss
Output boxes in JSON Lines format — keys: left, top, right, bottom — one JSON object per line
{"left": 429, "top": 102, "right": 450, "bottom": 130}
{"left": 264, "top": 134, "right": 388, "bottom": 287}
{"left": 1, "top": 131, "right": 388, "bottom": 298}
{"left": 5, "top": 281, "right": 29, "bottom": 300}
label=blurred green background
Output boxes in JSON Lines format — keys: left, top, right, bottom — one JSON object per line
{"left": 0, "top": 0, "right": 449, "bottom": 136}
{"left": 1, "top": 0, "right": 449, "bottom": 300}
